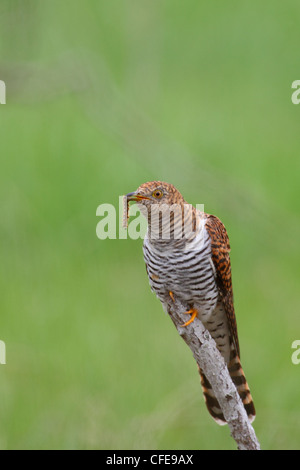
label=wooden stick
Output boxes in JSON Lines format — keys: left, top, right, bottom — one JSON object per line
{"left": 166, "top": 296, "right": 261, "bottom": 450}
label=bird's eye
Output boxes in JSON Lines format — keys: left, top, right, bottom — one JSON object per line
{"left": 152, "top": 190, "right": 163, "bottom": 199}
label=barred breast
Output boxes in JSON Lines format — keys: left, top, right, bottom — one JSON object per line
{"left": 144, "top": 217, "right": 218, "bottom": 313}
{"left": 143, "top": 216, "right": 233, "bottom": 364}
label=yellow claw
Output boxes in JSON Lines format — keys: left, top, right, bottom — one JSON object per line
{"left": 180, "top": 308, "right": 198, "bottom": 327}
{"left": 169, "top": 291, "right": 175, "bottom": 302}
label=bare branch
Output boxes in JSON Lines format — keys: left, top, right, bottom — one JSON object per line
{"left": 166, "top": 296, "right": 260, "bottom": 450}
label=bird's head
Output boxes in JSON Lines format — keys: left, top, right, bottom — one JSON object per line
{"left": 126, "top": 181, "right": 184, "bottom": 209}
{"left": 125, "top": 181, "right": 197, "bottom": 242}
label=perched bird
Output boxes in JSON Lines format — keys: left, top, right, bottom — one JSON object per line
{"left": 126, "top": 181, "right": 255, "bottom": 425}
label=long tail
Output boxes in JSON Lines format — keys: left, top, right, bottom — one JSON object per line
{"left": 199, "top": 345, "right": 256, "bottom": 425}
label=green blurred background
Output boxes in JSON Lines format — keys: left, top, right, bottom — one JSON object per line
{"left": 0, "top": 0, "right": 299, "bottom": 450}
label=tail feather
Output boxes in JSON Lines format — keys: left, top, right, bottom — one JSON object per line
{"left": 199, "top": 344, "right": 255, "bottom": 425}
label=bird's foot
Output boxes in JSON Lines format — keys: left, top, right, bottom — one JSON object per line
{"left": 180, "top": 308, "right": 198, "bottom": 327}
{"left": 169, "top": 291, "right": 175, "bottom": 302}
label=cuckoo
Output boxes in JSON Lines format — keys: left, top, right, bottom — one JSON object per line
{"left": 126, "top": 181, "right": 255, "bottom": 425}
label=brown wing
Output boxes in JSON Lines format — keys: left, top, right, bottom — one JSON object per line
{"left": 205, "top": 214, "right": 240, "bottom": 358}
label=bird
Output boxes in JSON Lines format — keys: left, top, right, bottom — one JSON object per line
{"left": 126, "top": 181, "right": 255, "bottom": 425}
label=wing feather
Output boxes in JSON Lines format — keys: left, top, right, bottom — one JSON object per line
{"left": 205, "top": 214, "right": 240, "bottom": 358}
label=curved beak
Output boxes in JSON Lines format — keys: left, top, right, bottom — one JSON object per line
{"left": 126, "top": 192, "right": 150, "bottom": 202}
